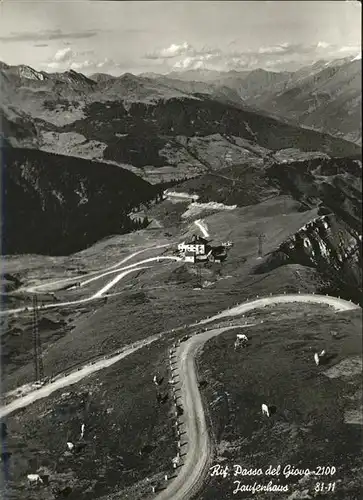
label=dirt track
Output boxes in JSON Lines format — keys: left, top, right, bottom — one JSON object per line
{"left": 0, "top": 334, "right": 161, "bottom": 418}
{"left": 0, "top": 255, "right": 181, "bottom": 316}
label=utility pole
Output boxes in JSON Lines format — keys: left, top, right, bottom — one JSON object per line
{"left": 196, "top": 263, "right": 202, "bottom": 289}
{"left": 32, "top": 295, "right": 44, "bottom": 381}
{"left": 258, "top": 234, "right": 265, "bottom": 258}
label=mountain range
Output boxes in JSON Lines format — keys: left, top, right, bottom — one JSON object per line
{"left": 0, "top": 57, "right": 361, "bottom": 260}
{"left": 0, "top": 58, "right": 361, "bottom": 187}
{"left": 143, "top": 56, "right": 362, "bottom": 144}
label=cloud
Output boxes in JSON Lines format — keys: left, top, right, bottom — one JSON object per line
{"left": 41, "top": 48, "right": 124, "bottom": 75}
{"left": 317, "top": 41, "right": 331, "bottom": 49}
{"left": 337, "top": 45, "right": 361, "bottom": 53}
{"left": 69, "top": 58, "right": 116, "bottom": 72}
{"left": 166, "top": 40, "right": 362, "bottom": 72}
{"left": 0, "top": 29, "right": 98, "bottom": 43}
{"left": 53, "top": 47, "right": 74, "bottom": 63}
{"left": 33, "top": 43, "right": 49, "bottom": 48}
{"left": 257, "top": 45, "right": 290, "bottom": 55}
{"left": 145, "top": 42, "right": 194, "bottom": 60}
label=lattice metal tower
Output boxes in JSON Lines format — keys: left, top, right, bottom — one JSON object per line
{"left": 32, "top": 295, "right": 44, "bottom": 381}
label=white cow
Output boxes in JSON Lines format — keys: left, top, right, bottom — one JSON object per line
{"left": 314, "top": 350, "right": 326, "bottom": 366}
{"left": 27, "top": 474, "right": 43, "bottom": 485}
{"left": 235, "top": 333, "right": 248, "bottom": 350}
{"left": 237, "top": 334, "right": 248, "bottom": 343}
{"left": 261, "top": 404, "right": 270, "bottom": 417}
{"left": 66, "top": 442, "right": 74, "bottom": 451}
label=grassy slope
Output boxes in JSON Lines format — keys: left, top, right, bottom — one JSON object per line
{"left": 2, "top": 196, "right": 361, "bottom": 500}
{"left": 197, "top": 308, "right": 362, "bottom": 500}
{"left": 2, "top": 198, "right": 328, "bottom": 391}
{"left": 2, "top": 335, "right": 178, "bottom": 500}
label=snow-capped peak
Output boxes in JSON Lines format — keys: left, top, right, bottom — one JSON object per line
{"left": 351, "top": 52, "right": 361, "bottom": 61}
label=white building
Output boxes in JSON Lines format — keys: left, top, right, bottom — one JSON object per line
{"left": 178, "top": 242, "right": 206, "bottom": 255}
{"left": 184, "top": 251, "right": 196, "bottom": 263}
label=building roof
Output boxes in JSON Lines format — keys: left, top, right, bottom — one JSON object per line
{"left": 188, "top": 235, "right": 209, "bottom": 245}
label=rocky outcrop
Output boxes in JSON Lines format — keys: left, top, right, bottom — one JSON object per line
{"left": 255, "top": 157, "right": 362, "bottom": 303}
{"left": 255, "top": 215, "right": 362, "bottom": 304}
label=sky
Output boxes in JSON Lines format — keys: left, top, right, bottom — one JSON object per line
{"left": 0, "top": 0, "right": 361, "bottom": 75}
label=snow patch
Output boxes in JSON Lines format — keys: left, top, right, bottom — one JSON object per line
{"left": 194, "top": 219, "right": 209, "bottom": 238}
{"left": 182, "top": 201, "right": 237, "bottom": 219}
{"left": 164, "top": 190, "right": 199, "bottom": 201}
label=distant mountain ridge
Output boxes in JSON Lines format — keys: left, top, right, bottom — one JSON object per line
{"left": 257, "top": 59, "right": 362, "bottom": 144}
{"left": 141, "top": 57, "right": 361, "bottom": 145}
{"left": 1, "top": 60, "right": 361, "bottom": 187}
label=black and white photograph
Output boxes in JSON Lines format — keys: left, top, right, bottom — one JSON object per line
{"left": 0, "top": 0, "right": 362, "bottom": 499}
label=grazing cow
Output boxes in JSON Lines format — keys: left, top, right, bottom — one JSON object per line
{"left": 261, "top": 404, "right": 270, "bottom": 417}
{"left": 235, "top": 333, "right": 248, "bottom": 350}
{"left": 314, "top": 350, "right": 326, "bottom": 366}
{"left": 66, "top": 442, "right": 74, "bottom": 451}
{"left": 237, "top": 334, "right": 248, "bottom": 342}
{"left": 80, "top": 424, "right": 85, "bottom": 439}
{"left": 27, "top": 474, "right": 43, "bottom": 485}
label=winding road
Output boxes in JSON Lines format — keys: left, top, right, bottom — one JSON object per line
{"left": 1, "top": 241, "right": 361, "bottom": 500}
{"left": 0, "top": 334, "right": 162, "bottom": 419}
{"left": 23, "top": 244, "right": 171, "bottom": 294}
{"left": 156, "top": 293, "right": 359, "bottom": 500}
{"left": 1, "top": 253, "right": 181, "bottom": 316}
